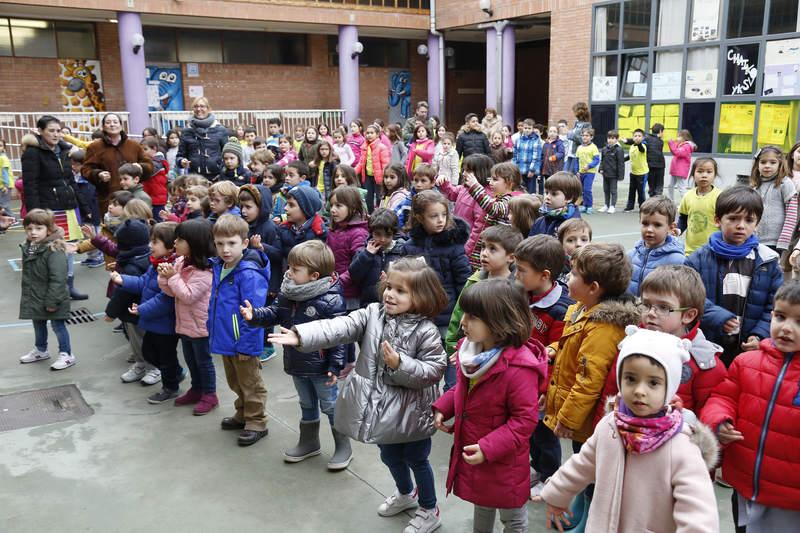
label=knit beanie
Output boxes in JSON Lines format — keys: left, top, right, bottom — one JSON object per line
{"left": 616, "top": 326, "right": 691, "bottom": 407}
{"left": 288, "top": 186, "right": 322, "bottom": 220}
{"left": 114, "top": 218, "right": 151, "bottom": 250}
{"left": 222, "top": 136, "right": 243, "bottom": 164}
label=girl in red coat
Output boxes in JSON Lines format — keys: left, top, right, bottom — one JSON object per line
{"left": 702, "top": 281, "right": 800, "bottom": 532}
{"left": 433, "top": 279, "right": 546, "bottom": 532}
{"left": 354, "top": 124, "right": 390, "bottom": 213}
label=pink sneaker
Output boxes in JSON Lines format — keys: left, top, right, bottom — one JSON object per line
{"left": 174, "top": 388, "right": 202, "bottom": 406}
{"left": 193, "top": 393, "right": 219, "bottom": 416}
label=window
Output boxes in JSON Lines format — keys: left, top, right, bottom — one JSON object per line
{"left": 757, "top": 100, "right": 800, "bottom": 151}
{"left": 56, "top": 22, "right": 95, "bottom": 59}
{"left": 0, "top": 19, "right": 11, "bottom": 56}
{"left": 768, "top": 0, "right": 800, "bottom": 34}
{"left": 621, "top": 54, "right": 649, "bottom": 98}
{"left": 724, "top": 43, "right": 759, "bottom": 96}
{"left": 652, "top": 51, "right": 682, "bottom": 100}
{"left": 617, "top": 103, "right": 646, "bottom": 140}
{"left": 685, "top": 46, "right": 719, "bottom": 98}
{"left": 222, "top": 32, "right": 307, "bottom": 65}
{"left": 622, "top": 0, "right": 651, "bottom": 49}
{"left": 594, "top": 4, "right": 620, "bottom": 52}
{"left": 143, "top": 27, "right": 177, "bottom": 62}
{"left": 656, "top": 0, "right": 687, "bottom": 46}
{"left": 266, "top": 34, "right": 307, "bottom": 65}
{"left": 717, "top": 101, "right": 756, "bottom": 153}
{"left": 682, "top": 102, "right": 715, "bottom": 152}
{"left": 690, "top": 0, "right": 722, "bottom": 42}
{"left": 763, "top": 38, "right": 800, "bottom": 97}
{"left": 177, "top": 30, "right": 222, "bottom": 63}
{"left": 10, "top": 19, "right": 56, "bottom": 58}
{"left": 447, "top": 42, "right": 485, "bottom": 70}
{"left": 590, "top": 104, "right": 617, "bottom": 147}
{"left": 650, "top": 104, "right": 680, "bottom": 151}
{"left": 329, "top": 37, "right": 409, "bottom": 68}
{"left": 727, "top": 0, "right": 765, "bottom": 39}
{"left": 592, "top": 56, "right": 618, "bottom": 101}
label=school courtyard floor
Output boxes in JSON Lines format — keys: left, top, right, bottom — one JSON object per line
{"left": 0, "top": 186, "right": 735, "bottom": 532}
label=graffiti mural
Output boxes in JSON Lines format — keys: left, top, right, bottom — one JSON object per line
{"left": 146, "top": 66, "right": 184, "bottom": 111}
{"left": 59, "top": 59, "right": 106, "bottom": 113}
{"left": 388, "top": 70, "right": 411, "bottom": 125}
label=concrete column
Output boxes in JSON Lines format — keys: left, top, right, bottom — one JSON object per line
{"left": 485, "top": 28, "right": 497, "bottom": 110}
{"left": 501, "top": 24, "right": 516, "bottom": 125}
{"left": 338, "top": 25, "right": 360, "bottom": 124}
{"left": 117, "top": 12, "right": 149, "bottom": 134}
{"left": 426, "top": 33, "right": 440, "bottom": 119}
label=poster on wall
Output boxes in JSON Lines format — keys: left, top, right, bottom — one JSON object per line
{"left": 592, "top": 76, "right": 618, "bottom": 101}
{"left": 685, "top": 69, "right": 718, "bottom": 98}
{"left": 652, "top": 72, "right": 682, "bottom": 100}
{"left": 725, "top": 44, "right": 759, "bottom": 95}
{"left": 388, "top": 70, "right": 411, "bottom": 125}
{"left": 763, "top": 38, "right": 800, "bottom": 97}
{"left": 59, "top": 59, "right": 106, "bottom": 113}
{"left": 146, "top": 66, "right": 184, "bottom": 111}
{"left": 691, "top": 0, "right": 721, "bottom": 42}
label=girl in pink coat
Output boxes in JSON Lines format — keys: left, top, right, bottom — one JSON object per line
{"left": 406, "top": 124, "right": 436, "bottom": 176}
{"left": 433, "top": 279, "right": 546, "bottom": 532}
{"left": 667, "top": 129, "right": 696, "bottom": 202}
{"left": 157, "top": 219, "right": 218, "bottom": 415}
{"left": 326, "top": 185, "right": 369, "bottom": 305}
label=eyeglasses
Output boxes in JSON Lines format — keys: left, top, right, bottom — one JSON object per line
{"left": 636, "top": 300, "right": 692, "bottom": 317}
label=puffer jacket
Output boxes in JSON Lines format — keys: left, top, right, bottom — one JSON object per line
{"left": 215, "top": 165, "right": 252, "bottom": 187}
{"left": 19, "top": 231, "right": 69, "bottom": 321}
{"left": 327, "top": 219, "right": 369, "bottom": 299}
{"left": 644, "top": 133, "right": 665, "bottom": 168}
{"left": 456, "top": 130, "right": 491, "bottom": 158}
{"left": 21, "top": 137, "right": 78, "bottom": 212}
{"left": 702, "top": 339, "right": 800, "bottom": 511}
{"left": 241, "top": 185, "right": 282, "bottom": 296}
{"left": 668, "top": 140, "right": 695, "bottom": 178}
{"left": 349, "top": 237, "right": 407, "bottom": 304}
{"left": 276, "top": 214, "right": 328, "bottom": 259}
{"left": 437, "top": 180, "right": 484, "bottom": 248}
{"left": 176, "top": 120, "right": 229, "bottom": 177}
{"left": 295, "top": 303, "right": 446, "bottom": 444}
{"left": 530, "top": 204, "right": 581, "bottom": 238}
{"left": 207, "top": 249, "right": 270, "bottom": 357}
{"left": 433, "top": 339, "right": 546, "bottom": 509}
{"left": 355, "top": 139, "right": 391, "bottom": 185}
{"left": 543, "top": 298, "right": 640, "bottom": 443}
{"left": 248, "top": 275, "right": 347, "bottom": 376}
{"left": 627, "top": 235, "right": 685, "bottom": 296}
{"left": 119, "top": 263, "right": 176, "bottom": 335}
{"left": 158, "top": 256, "right": 212, "bottom": 338}
{"left": 686, "top": 243, "right": 783, "bottom": 344}
{"left": 400, "top": 217, "right": 472, "bottom": 327}
{"left": 104, "top": 244, "right": 151, "bottom": 323}
{"left": 405, "top": 138, "right": 436, "bottom": 175}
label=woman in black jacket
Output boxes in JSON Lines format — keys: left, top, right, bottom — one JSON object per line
{"left": 176, "top": 97, "right": 229, "bottom": 179}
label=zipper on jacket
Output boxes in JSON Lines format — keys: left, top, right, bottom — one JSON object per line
{"left": 751, "top": 352, "right": 793, "bottom": 500}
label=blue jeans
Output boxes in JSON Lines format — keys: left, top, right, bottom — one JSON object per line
{"left": 579, "top": 173, "right": 595, "bottom": 208}
{"left": 530, "top": 420, "right": 562, "bottom": 480}
{"left": 293, "top": 375, "right": 338, "bottom": 425}
{"left": 180, "top": 336, "right": 215, "bottom": 394}
{"left": 378, "top": 438, "right": 437, "bottom": 510}
{"left": 33, "top": 319, "right": 71, "bottom": 354}
{"left": 524, "top": 175, "right": 537, "bottom": 194}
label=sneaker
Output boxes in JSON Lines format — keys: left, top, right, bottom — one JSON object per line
{"left": 141, "top": 368, "right": 162, "bottom": 386}
{"left": 50, "top": 352, "right": 76, "bottom": 371}
{"left": 193, "top": 393, "right": 219, "bottom": 416}
{"left": 174, "top": 388, "right": 202, "bottom": 406}
{"left": 585, "top": 207, "right": 593, "bottom": 214}
{"left": 19, "top": 348, "right": 50, "bottom": 364}
{"left": 112, "top": 323, "right": 124, "bottom": 334}
{"left": 147, "top": 388, "right": 179, "bottom": 404}
{"left": 598, "top": 205, "right": 608, "bottom": 213}
{"left": 126, "top": 354, "right": 136, "bottom": 363}
{"left": 530, "top": 480, "right": 546, "bottom": 501}
{"left": 377, "top": 488, "right": 419, "bottom": 517}
{"left": 623, "top": 207, "right": 635, "bottom": 213}
{"left": 578, "top": 205, "right": 587, "bottom": 213}
{"left": 83, "top": 256, "right": 105, "bottom": 268}
{"left": 121, "top": 363, "right": 147, "bottom": 383}
{"left": 260, "top": 344, "right": 277, "bottom": 363}
{"left": 403, "top": 507, "right": 441, "bottom": 533}
{"left": 608, "top": 205, "right": 616, "bottom": 214}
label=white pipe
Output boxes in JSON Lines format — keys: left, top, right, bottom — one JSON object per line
{"left": 430, "top": 0, "right": 445, "bottom": 120}
{"left": 494, "top": 20, "right": 508, "bottom": 114}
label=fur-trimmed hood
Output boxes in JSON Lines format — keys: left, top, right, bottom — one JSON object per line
{"left": 23, "top": 227, "right": 66, "bottom": 254}
{"left": 585, "top": 296, "right": 640, "bottom": 328}
{"left": 408, "top": 215, "right": 470, "bottom": 246}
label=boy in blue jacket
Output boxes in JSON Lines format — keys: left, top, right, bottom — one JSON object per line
{"left": 529, "top": 171, "right": 582, "bottom": 238}
{"left": 686, "top": 186, "right": 783, "bottom": 367}
{"left": 209, "top": 215, "right": 271, "bottom": 446}
{"left": 277, "top": 185, "right": 327, "bottom": 260}
{"left": 241, "top": 240, "right": 351, "bottom": 470}
{"left": 349, "top": 208, "right": 406, "bottom": 304}
{"left": 627, "top": 195, "right": 685, "bottom": 296}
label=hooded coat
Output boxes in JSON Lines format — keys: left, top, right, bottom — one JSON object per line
{"left": 327, "top": 219, "right": 369, "bottom": 299}
{"left": 119, "top": 261, "right": 176, "bottom": 336}
{"left": 175, "top": 119, "right": 229, "bottom": 178}
{"left": 19, "top": 231, "right": 70, "bottom": 321}
{"left": 349, "top": 237, "right": 407, "bottom": 304}
{"left": 21, "top": 136, "right": 78, "bottom": 213}
{"left": 157, "top": 256, "right": 212, "bottom": 339}
{"left": 241, "top": 184, "right": 282, "bottom": 296}
{"left": 627, "top": 234, "right": 686, "bottom": 296}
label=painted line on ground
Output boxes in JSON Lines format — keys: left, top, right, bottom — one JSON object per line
{"left": 594, "top": 231, "right": 642, "bottom": 239}
{"left": 0, "top": 312, "right": 105, "bottom": 329}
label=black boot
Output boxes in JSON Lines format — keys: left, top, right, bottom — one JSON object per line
{"left": 68, "top": 275, "right": 88, "bottom": 301}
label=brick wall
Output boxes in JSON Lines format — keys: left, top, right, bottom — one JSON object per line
{"left": 547, "top": 1, "right": 593, "bottom": 124}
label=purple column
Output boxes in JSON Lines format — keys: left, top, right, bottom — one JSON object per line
{"left": 501, "top": 24, "right": 515, "bottom": 125}
{"left": 485, "top": 28, "right": 497, "bottom": 110}
{"left": 427, "top": 33, "right": 440, "bottom": 118}
{"left": 117, "top": 12, "right": 149, "bottom": 134}
{"left": 338, "top": 25, "right": 360, "bottom": 124}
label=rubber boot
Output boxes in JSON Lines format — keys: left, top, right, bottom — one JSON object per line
{"left": 283, "top": 419, "right": 321, "bottom": 463}
{"left": 327, "top": 426, "right": 353, "bottom": 471}
{"left": 68, "top": 275, "right": 88, "bottom": 301}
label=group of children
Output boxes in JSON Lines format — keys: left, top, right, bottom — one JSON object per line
{"left": 13, "top": 110, "right": 800, "bottom": 532}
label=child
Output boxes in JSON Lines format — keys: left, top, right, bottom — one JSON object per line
{"left": 598, "top": 130, "right": 626, "bottom": 213}
{"left": 140, "top": 137, "right": 169, "bottom": 218}
{"left": 540, "top": 125, "right": 565, "bottom": 195}
{"left": 543, "top": 327, "right": 720, "bottom": 532}
{"left": 702, "top": 280, "right": 800, "bottom": 531}
{"left": 355, "top": 124, "right": 391, "bottom": 213}
{"left": 119, "top": 163, "right": 152, "bottom": 208}
{"left": 327, "top": 186, "right": 369, "bottom": 307}
{"left": 74, "top": 189, "right": 131, "bottom": 270}
{"left": 346, "top": 119, "right": 366, "bottom": 164}
{"left": 379, "top": 163, "right": 411, "bottom": 224}
{"left": 678, "top": 157, "right": 722, "bottom": 256}
{"left": 387, "top": 123, "right": 408, "bottom": 166}
{"left": 266, "top": 118, "right": 282, "bottom": 155}
{"left": 184, "top": 185, "right": 210, "bottom": 220}
{"left": 508, "top": 194, "right": 541, "bottom": 237}
{"left": 269, "top": 258, "right": 448, "bottom": 533}
{"left": 623, "top": 129, "right": 649, "bottom": 213}
{"left": 432, "top": 132, "right": 459, "bottom": 185}
{"left": 627, "top": 195, "right": 685, "bottom": 296}
{"left": 317, "top": 123, "right": 333, "bottom": 145}
{"left": 242, "top": 127, "right": 256, "bottom": 166}
{"left": 161, "top": 178, "right": 188, "bottom": 223}
{"left": 265, "top": 164, "right": 286, "bottom": 216}
{"left": 111, "top": 222, "right": 183, "bottom": 404}
{"left": 489, "top": 130, "right": 511, "bottom": 164}
{"left": 241, "top": 241, "right": 350, "bottom": 469}
{"left": 217, "top": 138, "right": 253, "bottom": 187}
{"left": 311, "top": 140, "right": 337, "bottom": 200}
{"left": 645, "top": 124, "right": 666, "bottom": 197}
{"left": 406, "top": 124, "right": 436, "bottom": 176}
{"left": 248, "top": 149, "right": 275, "bottom": 186}
{"left": 576, "top": 128, "right": 600, "bottom": 213}
{"left": 239, "top": 184, "right": 282, "bottom": 307}
{"left": 410, "top": 163, "right": 437, "bottom": 194}
{"left": 557, "top": 218, "right": 593, "bottom": 284}
{"left": 433, "top": 280, "right": 546, "bottom": 532}
{"left": 512, "top": 118, "right": 543, "bottom": 194}
{"left": 19, "top": 209, "right": 75, "bottom": 370}
{"left": 750, "top": 146, "right": 794, "bottom": 250}
{"left": 789, "top": 140, "right": 800, "bottom": 189}
{"left": 530, "top": 171, "right": 582, "bottom": 237}
{"left": 0, "top": 138, "right": 12, "bottom": 217}
{"left": 207, "top": 181, "right": 241, "bottom": 224}
{"left": 277, "top": 185, "right": 327, "bottom": 259}
{"left": 686, "top": 186, "right": 783, "bottom": 367}
{"left": 208, "top": 215, "right": 270, "bottom": 446}
{"left": 293, "top": 125, "right": 305, "bottom": 152}
{"left": 276, "top": 135, "right": 298, "bottom": 167}
{"left": 667, "top": 129, "right": 696, "bottom": 202}
{"left": 299, "top": 126, "right": 320, "bottom": 164}
{"left": 349, "top": 208, "right": 406, "bottom": 304}
{"left": 332, "top": 128, "right": 355, "bottom": 167}
{"left": 68, "top": 150, "right": 102, "bottom": 267}
{"left": 165, "top": 129, "right": 181, "bottom": 174}
{"left": 157, "top": 219, "right": 218, "bottom": 415}
{"left": 456, "top": 113, "right": 491, "bottom": 158}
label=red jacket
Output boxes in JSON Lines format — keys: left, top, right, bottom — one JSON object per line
{"left": 355, "top": 139, "right": 390, "bottom": 185}
{"left": 432, "top": 338, "right": 546, "bottom": 509}
{"left": 701, "top": 339, "right": 800, "bottom": 511}
{"left": 143, "top": 157, "right": 169, "bottom": 206}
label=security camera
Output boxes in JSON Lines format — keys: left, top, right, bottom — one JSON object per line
{"left": 131, "top": 33, "right": 145, "bottom": 55}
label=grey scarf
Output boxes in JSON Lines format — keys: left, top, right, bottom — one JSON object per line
{"left": 190, "top": 114, "right": 216, "bottom": 133}
{"left": 280, "top": 272, "right": 334, "bottom": 302}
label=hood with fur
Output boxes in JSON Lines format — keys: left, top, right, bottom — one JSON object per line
{"left": 408, "top": 215, "right": 470, "bottom": 246}
{"left": 585, "top": 296, "right": 640, "bottom": 328}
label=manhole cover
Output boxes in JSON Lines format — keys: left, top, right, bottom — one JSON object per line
{"left": 66, "top": 307, "right": 97, "bottom": 325}
{"left": 0, "top": 384, "right": 94, "bottom": 432}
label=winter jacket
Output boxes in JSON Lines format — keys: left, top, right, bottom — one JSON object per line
{"left": 241, "top": 185, "right": 282, "bottom": 296}
{"left": 405, "top": 138, "right": 436, "bottom": 176}
{"left": 142, "top": 153, "right": 169, "bottom": 206}
{"left": 433, "top": 339, "right": 547, "bottom": 509}
{"left": 346, "top": 133, "right": 366, "bottom": 164}
{"left": 276, "top": 214, "right": 328, "bottom": 260}
{"left": 513, "top": 133, "right": 544, "bottom": 176}
{"left": 294, "top": 303, "right": 446, "bottom": 444}
{"left": 433, "top": 149, "right": 460, "bottom": 185}
{"left": 466, "top": 182, "right": 515, "bottom": 269}
{"left": 530, "top": 204, "right": 582, "bottom": 238}
{"left": 83, "top": 132, "right": 154, "bottom": 214}
{"left": 543, "top": 298, "right": 640, "bottom": 442}
{"left": 542, "top": 408, "right": 719, "bottom": 532}
{"left": 349, "top": 237, "right": 407, "bottom": 304}
{"left": 104, "top": 243, "right": 150, "bottom": 323}
{"left": 157, "top": 256, "right": 212, "bottom": 338}
{"left": 19, "top": 232, "right": 69, "bottom": 321}
{"left": 312, "top": 160, "right": 337, "bottom": 200}
{"left": 215, "top": 165, "right": 253, "bottom": 187}
{"left": 119, "top": 263, "right": 176, "bottom": 335}
{"left": 686, "top": 243, "right": 783, "bottom": 344}
{"left": 456, "top": 130, "right": 491, "bottom": 158}
{"left": 529, "top": 282, "right": 574, "bottom": 349}
{"left": 276, "top": 149, "right": 298, "bottom": 167}
{"left": 437, "top": 180, "right": 484, "bottom": 257}
{"left": 489, "top": 144, "right": 512, "bottom": 164}
{"left": 72, "top": 174, "right": 100, "bottom": 226}
{"left": 21, "top": 137, "right": 78, "bottom": 212}
{"left": 76, "top": 222, "right": 117, "bottom": 270}
{"left": 327, "top": 219, "right": 369, "bottom": 299}
{"left": 644, "top": 133, "right": 666, "bottom": 169}
{"left": 126, "top": 183, "right": 152, "bottom": 208}
{"left": 380, "top": 188, "right": 411, "bottom": 218}
{"left": 175, "top": 120, "right": 229, "bottom": 178}
{"left": 207, "top": 249, "right": 270, "bottom": 357}
{"left": 402, "top": 117, "right": 436, "bottom": 144}
{"left": 702, "top": 339, "right": 800, "bottom": 511}
{"left": 400, "top": 217, "right": 472, "bottom": 327}
{"left": 391, "top": 141, "right": 407, "bottom": 166}
{"left": 333, "top": 143, "right": 355, "bottom": 167}
{"left": 566, "top": 121, "right": 591, "bottom": 158}
{"left": 355, "top": 139, "right": 391, "bottom": 185}
{"left": 299, "top": 140, "right": 320, "bottom": 164}
{"left": 541, "top": 138, "right": 566, "bottom": 177}
{"left": 627, "top": 235, "right": 686, "bottom": 296}
{"left": 599, "top": 143, "right": 626, "bottom": 181}
{"left": 668, "top": 140, "right": 695, "bottom": 178}
{"left": 248, "top": 276, "right": 347, "bottom": 376}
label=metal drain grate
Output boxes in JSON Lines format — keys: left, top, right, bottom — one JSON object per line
{"left": 0, "top": 384, "right": 94, "bottom": 432}
{"left": 66, "top": 307, "right": 97, "bottom": 325}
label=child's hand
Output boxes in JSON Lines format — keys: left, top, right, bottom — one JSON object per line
{"left": 81, "top": 224, "right": 96, "bottom": 238}
{"left": 434, "top": 176, "right": 447, "bottom": 187}
{"left": 723, "top": 317, "right": 740, "bottom": 334}
{"left": 527, "top": 171, "right": 535, "bottom": 178}
{"left": 240, "top": 299, "right": 254, "bottom": 321}
{"left": 538, "top": 394, "right": 546, "bottom": 411}
{"left": 158, "top": 264, "right": 176, "bottom": 278}
{"left": 159, "top": 209, "right": 170, "bottom": 221}
{"left": 790, "top": 249, "right": 800, "bottom": 268}
{"left": 109, "top": 271, "right": 123, "bottom": 285}
{"left": 718, "top": 422, "right": 744, "bottom": 445}
{"left": 46, "top": 306, "right": 57, "bottom": 313}
{"left": 64, "top": 242, "right": 78, "bottom": 254}
{"left": 672, "top": 227, "right": 682, "bottom": 237}
{"left": 579, "top": 168, "right": 586, "bottom": 174}
{"left": 545, "top": 346, "right": 557, "bottom": 362}
{"left": 250, "top": 234, "right": 262, "bottom": 249}
{"left": 272, "top": 216, "right": 282, "bottom": 224}
{"left": 382, "top": 340, "right": 400, "bottom": 370}
{"left": 433, "top": 411, "right": 453, "bottom": 434}
{"left": 366, "top": 239, "right": 382, "bottom": 255}
{"left": 741, "top": 336, "right": 759, "bottom": 351}
{"left": 463, "top": 172, "right": 477, "bottom": 187}
{"left": 98, "top": 170, "right": 111, "bottom": 182}
{"left": 448, "top": 352, "right": 457, "bottom": 366}
{"left": 269, "top": 326, "right": 300, "bottom": 346}
{"left": 325, "top": 372, "right": 337, "bottom": 386}
{"left": 128, "top": 303, "right": 139, "bottom": 315}
{"left": 554, "top": 422, "right": 573, "bottom": 439}
{"left": 545, "top": 504, "right": 573, "bottom": 532}
{"left": 462, "top": 444, "right": 485, "bottom": 465}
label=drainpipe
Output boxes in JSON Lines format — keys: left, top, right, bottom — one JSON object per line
{"left": 430, "top": 0, "right": 445, "bottom": 121}
{"left": 494, "top": 20, "right": 508, "bottom": 117}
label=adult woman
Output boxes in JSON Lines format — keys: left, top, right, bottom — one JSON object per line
{"left": 22, "top": 115, "right": 87, "bottom": 299}
{"left": 175, "top": 97, "right": 229, "bottom": 179}
{"left": 480, "top": 107, "right": 503, "bottom": 138}
{"left": 82, "top": 113, "right": 153, "bottom": 215}
{"left": 564, "top": 102, "right": 592, "bottom": 174}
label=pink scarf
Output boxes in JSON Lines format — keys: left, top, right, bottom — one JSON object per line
{"left": 614, "top": 400, "right": 683, "bottom": 455}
